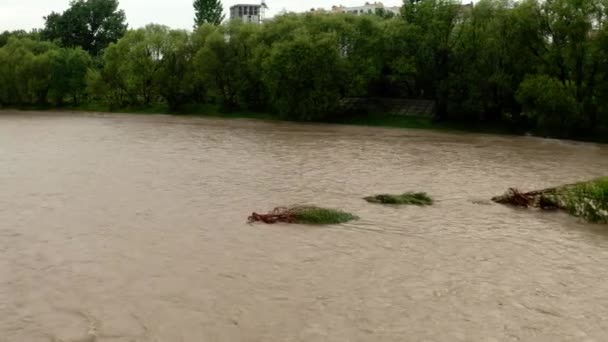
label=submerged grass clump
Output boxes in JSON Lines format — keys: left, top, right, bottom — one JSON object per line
{"left": 364, "top": 192, "right": 434, "bottom": 206}
{"left": 290, "top": 206, "right": 359, "bottom": 224}
{"left": 248, "top": 206, "right": 358, "bottom": 225}
{"left": 562, "top": 177, "right": 608, "bottom": 223}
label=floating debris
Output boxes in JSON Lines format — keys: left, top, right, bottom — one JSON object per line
{"left": 492, "top": 177, "right": 608, "bottom": 223}
{"left": 493, "top": 188, "right": 534, "bottom": 207}
{"left": 248, "top": 206, "right": 358, "bottom": 225}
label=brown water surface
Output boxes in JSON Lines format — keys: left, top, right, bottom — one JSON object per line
{"left": 2, "top": 111, "right": 608, "bottom": 341}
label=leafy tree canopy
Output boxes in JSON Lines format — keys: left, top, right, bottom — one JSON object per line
{"left": 42, "top": 0, "right": 127, "bottom": 55}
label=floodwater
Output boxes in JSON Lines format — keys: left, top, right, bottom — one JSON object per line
{"left": 1, "top": 111, "right": 608, "bottom": 342}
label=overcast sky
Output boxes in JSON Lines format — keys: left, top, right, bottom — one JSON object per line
{"left": 1, "top": 0, "right": 403, "bottom": 31}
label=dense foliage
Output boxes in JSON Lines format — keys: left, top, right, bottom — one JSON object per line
{"left": 0, "top": 30, "right": 41, "bottom": 47}
{"left": 0, "top": 38, "right": 91, "bottom": 105}
{"left": 2, "top": 0, "right": 608, "bottom": 140}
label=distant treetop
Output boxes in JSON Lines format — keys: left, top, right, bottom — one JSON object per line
{"left": 194, "top": 0, "right": 225, "bottom": 27}
{"left": 42, "top": 0, "right": 128, "bottom": 55}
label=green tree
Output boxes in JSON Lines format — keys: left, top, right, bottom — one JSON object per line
{"left": 4, "top": 0, "right": 608, "bottom": 140}
{"left": 0, "top": 38, "right": 58, "bottom": 105}
{"left": 49, "top": 47, "right": 92, "bottom": 104}
{"left": 379, "top": 19, "right": 418, "bottom": 97}
{"left": 299, "top": 14, "right": 385, "bottom": 97}
{"left": 447, "top": 0, "right": 536, "bottom": 122}
{"left": 193, "top": 0, "right": 225, "bottom": 27}
{"left": 99, "top": 25, "right": 197, "bottom": 108}
{"left": 43, "top": 0, "right": 127, "bottom": 55}
{"left": 192, "top": 22, "right": 262, "bottom": 109}
{"left": 509, "top": 0, "right": 607, "bottom": 135}
{"left": 400, "top": 0, "right": 462, "bottom": 120}
{"left": 156, "top": 30, "right": 198, "bottom": 110}
{"left": 0, "top": 30, "right": 41, "bottom": 47}
{"left": 594, "top": 25, "right": 608, "bottom": 132}
{"left": 516, "top": 74, "right": 580, "bottom": 135}
{"left": 0, "top": 38, "right": 91, "bottom": 106}
{"left": 193, "top": 26, "right": 241, "bottom": 108}
{"left": 101, "top": 25, "right": 168, "bottom": 106}
{"left": 262, "top": 31, "right": 347, "bottom": 120}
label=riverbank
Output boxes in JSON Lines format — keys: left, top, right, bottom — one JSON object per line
{"left": 74, "top": 103, "right": 520, "bottom": 137}
{"left": 2, "top": 104, "right": 606, "bottom": 143}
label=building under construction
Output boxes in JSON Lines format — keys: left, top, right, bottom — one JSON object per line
{"left": 229, "top": 3, "right": 268, "bottom": 24}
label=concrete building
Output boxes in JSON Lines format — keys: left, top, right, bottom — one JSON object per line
{"left": 330, "top": 2, "right": 400, "bottom": 16}
{"left": 230, "top": 3, "right": 268, "bottom": 24}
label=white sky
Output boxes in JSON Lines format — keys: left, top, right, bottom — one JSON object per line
{"left": 0, "top": 0, "right": 404, "bottom": 31}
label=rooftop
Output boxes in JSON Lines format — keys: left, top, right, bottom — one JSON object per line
{"left": 230, "top": 4, "right": 264, "bottom": 7}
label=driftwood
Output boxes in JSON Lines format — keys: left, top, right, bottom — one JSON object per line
{"left": 494, "top": 189, "right": 567, "bottom": 209}
{"left": 493, "top": 188, "right": 534, "bottom": 207}
{"left": 493, "top": 178, "right": 608, "bottom": 223}
{"left": 248, "top": 207, "right": 297, "bottom": 224}
{"left": 491, "top": 180, "right": 590, "bottom": 209}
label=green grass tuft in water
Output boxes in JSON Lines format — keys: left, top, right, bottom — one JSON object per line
{"left": 290, "top": 206, "right": 359, "bottom": 225}
{"left": 364, "top": 192, "right": 434, "bottom": 206}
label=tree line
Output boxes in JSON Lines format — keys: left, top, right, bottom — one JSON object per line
{"left": 1, "top": 0, "right": 608, "bottom": 139}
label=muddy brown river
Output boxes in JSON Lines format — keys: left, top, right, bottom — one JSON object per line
{"left": 2, "top": 111, "right": 608, "bottom": 342}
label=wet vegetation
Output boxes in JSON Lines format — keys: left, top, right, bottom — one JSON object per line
{"left": 291, "top": 207, "right": 360, "bottom": 225}
{"left": 364, "top": 192, "right": 434, "bottom": 206}
{"left": 248, "top": 206, "right": 358, "bottom": 225}
{"left": 563, "top": 178, "right": 608, "bottom": 223}
{"left": 2, "top": 0, "right": 608, "bottom": 141}
{"left": 493, "top": 178, "right": 608, "bottom": 223}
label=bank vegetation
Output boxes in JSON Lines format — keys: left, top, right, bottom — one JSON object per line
{"left": 493, "top": 178, "right": 608, "bottom": 223}
{"left": 2, "top": 0, "right": 608, "bottom": 140}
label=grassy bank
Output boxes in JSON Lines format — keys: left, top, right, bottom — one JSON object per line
{"left": 0, "top": 102, "right": 274, "bottom": 121}
{"left": 71, "top": 104, "right": 517, "bottom": 136}
{"left": 71, "top": 103, "right": 279, "bottom": 121}
{"left": 1, "top": 102, "right": 503, "bottom": 133}
{"left": 331, "top": 114, "right": 515, "bottom": 135}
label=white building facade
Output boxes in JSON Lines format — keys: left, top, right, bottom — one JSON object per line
{"left": 331, "top": 2, "right": 400, "bottom": 16}
{"left": 230, "top": 4, "right": 267, "bottom": 24}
